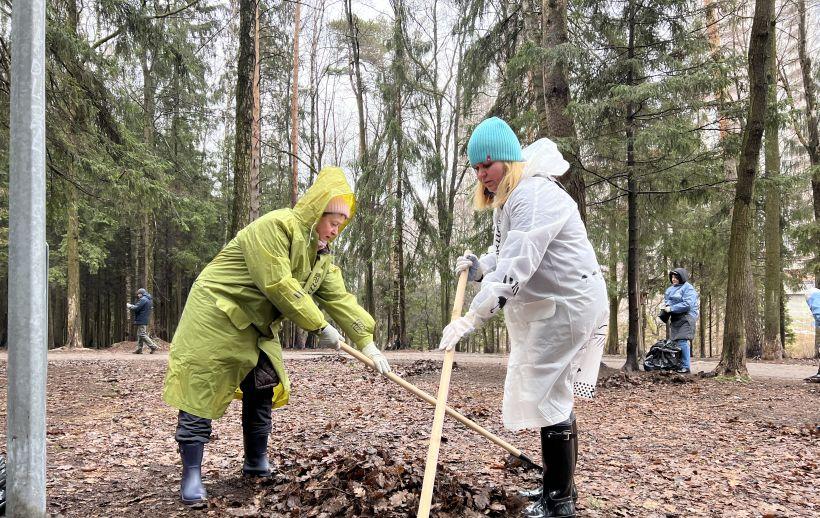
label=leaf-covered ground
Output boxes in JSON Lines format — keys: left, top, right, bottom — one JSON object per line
{"left": 0, "top": 352, "right": 817, "bottom": 517}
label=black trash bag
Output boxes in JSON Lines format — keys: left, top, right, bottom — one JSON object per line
{"left": 643, "top": 339, "right": 683, "bottom": 371}
{"left": 1, "top": 454, "right": 6, "bottom": 515}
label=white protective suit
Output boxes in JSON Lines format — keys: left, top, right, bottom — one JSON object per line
{"left": 469, "top": 139, "right": 609, "bottom": 431}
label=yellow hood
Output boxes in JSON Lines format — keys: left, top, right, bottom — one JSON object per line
{"left": 293, "top": 167, "right": 356, "bottom": 233}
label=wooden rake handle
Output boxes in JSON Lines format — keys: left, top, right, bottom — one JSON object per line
{"left": 416, "top": 250, "right": 471, "bottom": 517}
{"left": 337, "top": 342, "right": 538, "bottom": 468}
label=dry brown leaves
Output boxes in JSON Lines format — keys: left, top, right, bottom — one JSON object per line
{"left": 0, "top": 353, "right": 816, "bottom": 517}
{"left": 211, "top": 444, "right": 523, "bottom": 517}
{"left": 394, "top": 359, "right": 460, "bottom": 378}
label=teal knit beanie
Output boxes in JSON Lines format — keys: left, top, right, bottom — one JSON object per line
{"left": 467, "top": 117, "right": 523, "bottom": 166}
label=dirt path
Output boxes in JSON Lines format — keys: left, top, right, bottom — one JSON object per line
{"left": 2, "top": 349, "right": 815, "bottom": 380}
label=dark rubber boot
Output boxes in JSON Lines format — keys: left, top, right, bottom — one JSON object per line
{"left": 519, "top": 486, "right": 543, "bottom": 500}
{"left": 179, "top": 442, "right": 207, "bottom": 506}
{"left": 520, "top": 416, "right": 578, "bottom": 504}
{"left": 132, "top": 347, "right": 143, "bottom": 354}
{"left": 239, "top": 360, "right": 273, "bottom": 477}
{"left": 242, "top": 433, "right": 272, "bottom": 477}
{"left": 522, "top": 421, "right": 576, "bottom": 518}
{"left": 519, "top": 484, "right": 577, "bottom": 503}
{"left": 570, "top": 417, "right": 578, "bottom": 501}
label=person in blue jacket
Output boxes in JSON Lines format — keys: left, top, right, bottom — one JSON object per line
{"left": 806, "top": 287, "right": 820, "bottom": 327}
{"left": 127, "top": 287, "right": 157, "bottom": 354}
{"left": 806, "top": 287, "right": 820, "bottom": 382}
{"left": 659, "top": 268, "right": 699, "bottom": 373}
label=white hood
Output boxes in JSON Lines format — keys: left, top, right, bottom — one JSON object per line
{"left": 522, "top": 138, "right": 571, "bottom": 179}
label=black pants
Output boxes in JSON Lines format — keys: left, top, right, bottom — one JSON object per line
{"left": 175, "top": 355, "right": 275, "bottom": 444}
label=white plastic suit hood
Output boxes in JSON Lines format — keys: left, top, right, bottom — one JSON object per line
{"left": 521, "top": 138, "right": 570, "bottom": 179}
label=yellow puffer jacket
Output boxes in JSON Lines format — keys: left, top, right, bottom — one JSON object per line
{"left": 162, "top": 167, "right": 374, "bottom": 419}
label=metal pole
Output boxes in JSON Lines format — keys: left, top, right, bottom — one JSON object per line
{"left": 8, "top": 0, "right": 48, "bottom": 514}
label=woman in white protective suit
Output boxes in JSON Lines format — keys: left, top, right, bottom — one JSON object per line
{"left": 438, "top": 117, "right": 608, "bottom": 518}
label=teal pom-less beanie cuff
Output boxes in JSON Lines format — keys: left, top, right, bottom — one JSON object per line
{"left": 467, "top": 117, "right": 523, "bottom": 166}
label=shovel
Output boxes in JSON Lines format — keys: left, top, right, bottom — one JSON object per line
{"left": 338, "top": 341, "right": 541, "bottom": 471}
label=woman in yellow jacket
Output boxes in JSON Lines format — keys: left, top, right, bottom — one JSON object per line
{"left": 163, "top": 167, "right": 390, "bottom": 506}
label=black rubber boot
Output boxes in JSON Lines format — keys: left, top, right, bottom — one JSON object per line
{"left": 242, "top": 433, "right": 272, "bottom": 477}
{"left": 570, "top": 417, "right": 578, "bottom": 501}
{"left": 519, "top": 486, "right": 543, "bottom": 500}
{"left": 523, "top": 421, "right": 576, "bottom": 518}
{"left": 179, "top": 442, "right": 207, "bottom": 506}
{"left": 240, "top": 364, "right": 273, "bottom": 478}
{"left": 520, "top": 416, "right": 578, "bottom": 504}
{"left": 520, "top": 480, "right": 577, "bottom": 502}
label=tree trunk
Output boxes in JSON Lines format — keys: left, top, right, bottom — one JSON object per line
{"left": 779, "top": 285, "right": 787, "bottom": 357}
{"left": 762, "top": 9, "right": 782, "bottom": 360}
{"left": 699, "top": 290, "right": 706, "bottom": 357}
{"left": 606, "top": 189, "right": 620, "bottom": 355}
{"left": 624, "top": 0, "right": 640, "bottom": 371}
{"left": 140, "top": 50, "right": 155, "bottom": 295}
{"left": 539, "top": 0, "right": 586, "bottom": 221}
{"left": 390, "top": 1, "right": 408, "bottom": 349}
{"left": 717, "top": 0, "right": 774, "bottom": 377}
{"left": 708, "top": 293, "right": 713, "bottom": 357}
{"left": 47, "top": 281, "right": 54, "bottom": 348}
{"left": 250, "top": 0, "right": 261, "bottom": 221}
{"left": 66, "top": 165, "right": 83, "bottom": 349}
{"left": 308, "top": 5, "right": 324, "bottom": 175}
{"left": 345, "top": 0, "right": 376, "bottom": 316}
{"left": 126, "top": 228, "right": 134, "bottom": 340}
{"left": 289, "top": 0, "right": 302, "bottom": 207}
{"left": 141, "top": 219, "right": 153, "bottom": 293}
{"left": 797, "top": 0, "right": 820, "bottom": 360}
{"left": 743, "top": 243, "right": 764, "bottom": 358}
{"left": 136, "top": 33, "right": 156, "bottom": 338}
{"left": 231, "top": 0, "right": 256, "bottom": 235}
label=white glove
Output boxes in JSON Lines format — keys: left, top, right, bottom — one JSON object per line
{"left": 454, "top": 253, "right": 483, "bottom": 282}
{"left": 126, "top": 303, "right": 135, "bottom": 310}
{"left": 438, "top": 313, "right": 478, "bottom": 351}
{"left": 317, "top": 325, "right": 343, "bottom": 348}
{"left": 663, "top": 305, "right": 672, "bottom": 313}
{"left": 362, "top": 342, "right": 391, "bottom": 374}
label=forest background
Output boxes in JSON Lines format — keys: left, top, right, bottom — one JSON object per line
{"left": 1, "top": 0, "right": 819, "bottom": 375}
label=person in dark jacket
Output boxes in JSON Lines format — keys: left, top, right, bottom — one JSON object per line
{"left": 659, "top": 268, "right": 699, "bottom": 373}
{"left": 128, "top": 288, "right": 157, "bottom": 354}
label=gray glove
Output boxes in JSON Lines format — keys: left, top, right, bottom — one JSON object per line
{"left": 454, "top": 252, "right": 483, "bottom": 282}
{"left": 317, "top": 325, "right": 343, "bottom": 348}
{"left": 362, "top": 343, "right": 391, "bottom": 374}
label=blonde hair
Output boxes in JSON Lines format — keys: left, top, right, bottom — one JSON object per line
{"left": 472, "top": 161, "right": 526, "bottom": 210}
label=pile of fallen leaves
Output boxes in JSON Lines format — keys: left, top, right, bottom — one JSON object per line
{"left": 396, "top": 359, "right": 460, "bottom": 378}
{"left": 214, "top": 445, "right": 524, "bottom": 517}
{"left": 597, "top": 369, "right": 695, "bottom": 389}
